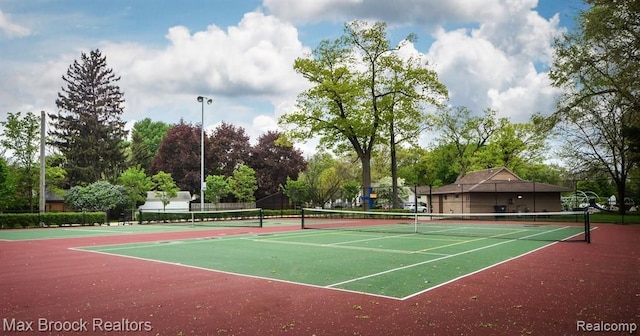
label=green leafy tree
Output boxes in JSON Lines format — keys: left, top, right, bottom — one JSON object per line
{"left": 0, "top": 157, "right": 12, "bottom": 211}
{"left": 151, "top": 171, "right": 179, "bottom": 211}
{"left": 45, "top": 154, "right": 68, "bottom": 196}
{"left": 228, "top": 164, "right": 257, "bottom": 202}
{"left": 280, "top": 21, "right": 445, "bottom": 209}
{"left": 428, "top": 107, "right": 499, "bottom": 179}
{"left": 49, "top": 49, "right": 128, "bottom": 185}
{"left": 341, "top": 180, "right": 361, "bottom": 208}
{"left": 130, "top": 118, "right": 171, "bottom": 171}
{"left": 281, "top": 177, "right": 311, "bottom": 208}
{"left": 378, "top": 50, "right": 447, "bottom": 208}
{"left": 118, "top": 166, "right": 154, "bottom": 209}
{"left": 550, "top": 0, "right": 640, "bottom": 214}
{"left": 65, "top": 180, "right": 126, "bottom": 212}
{"left": 470, "top": 114, "right": 553, "bottom": 175}
{"left": 204, "top": 174, "right": 229, "bottom": 203}
{"left": 292, "top": 152, "right": 350, "bottom": 207}
{"left": 0, "top": 111, "right": 40, "bottom": 210}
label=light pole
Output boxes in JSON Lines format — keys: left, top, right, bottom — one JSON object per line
{"left": 197, "top": 96, "right": 213, "bottom": 210}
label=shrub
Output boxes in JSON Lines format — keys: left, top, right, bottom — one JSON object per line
{"left": 0, "top": 212, "right": 106, "bottom": 229}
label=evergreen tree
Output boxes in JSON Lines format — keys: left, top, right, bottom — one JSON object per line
{"left": 49, "top": 49, "right": 128, "bottom": 185}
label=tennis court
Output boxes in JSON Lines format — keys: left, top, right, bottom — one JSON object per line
{"left": 4, "top": 208, "right": 638, "bottom": 335}
{"left": 0, "top": 208, "right": 298, "bottom": 241}
{"left": 73, "top": 209, "right": 588, "bottom": 299}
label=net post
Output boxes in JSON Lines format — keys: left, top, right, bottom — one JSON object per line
{"left": 584, "top": 209, "right": 591, "bottom": 243}
{"left": 138, "top": 210, "right": 142, "bottom": 225}
{"left": 301, "top": 208, "right": 305, "bottom": 229}
{"left": 259, "top": 208, "right": 264, "bottom": 228}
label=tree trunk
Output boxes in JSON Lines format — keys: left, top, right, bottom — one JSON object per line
{"left": 360, "top": 151, "right": 372, "bottom": 211}
{"left": 390, "top": 122, "right": 399, "bottom": 209}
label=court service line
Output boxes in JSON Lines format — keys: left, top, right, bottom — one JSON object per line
{"left": 252, "top": 238, "right": 450, "bottom": 256}
{"left": 325, "top": 226, "right": 572, "bottom": 288}
{"left": 328, "top": 233, "right": 413, "bottom": 246}
{"left": 75, "top": 228, "right": 337, "bottom": 251}
{"left": 412, "top": 228, "right": 529, "bottom": 253}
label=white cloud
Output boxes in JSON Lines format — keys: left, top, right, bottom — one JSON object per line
{"left": 473, "top": 0, "right": 561, "bottom": 62}
{"left": 114, "top": 12, "right": 309, "bottom": 97}
{"left": 421, "top": 1, "right": 563, "bottom": 120}
{"left": 264, "top": 0, "right": 505, "bottom": 25}
{"left": 0, "top": 1, "right": 570, "bottom": 156}
{"left": 427, "top": 27, "right": 513, "bottom": 110}
{"left": 95, "top": 12, "right": 310, "bottom": 127}
{"left": 0, "top": 10, "right": 30, "bottom": 38}
{"left": 266, "top": 0, "right": 565, "bottom": 123}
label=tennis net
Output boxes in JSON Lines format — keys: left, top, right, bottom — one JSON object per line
{"left": 301, "top": 208, "right": 591, "bottom": 242}
{"left": 138, "top": 208, "right": 263, "bottom": 228}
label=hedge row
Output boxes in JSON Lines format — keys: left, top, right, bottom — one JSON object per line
{"left": 139, "top": 209, "right": 267, "bottom": 224}
{"left": 0, "top": 212, "right": 107, "bottom": 229}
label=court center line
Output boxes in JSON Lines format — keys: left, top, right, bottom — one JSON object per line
{"left": 325, "top": 226, "right": 572, "bottom": 288}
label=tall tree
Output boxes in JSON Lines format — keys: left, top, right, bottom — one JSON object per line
{"left": 50, "top": 49, "right": 128, "bottom": 185}
{"left": 0, "top": 112, "right": 40, "bottom": 210}
{"left": 0, "top": 157, "right": 12, "bottom": 211}
{"left": 130, "top": 118, "right": 171, "bottom": 171}
{"left": 247, "top": 131, "right": 306, "bottom": 200}
{"left": 150, "top": 120, "right": 201, "bottom": 193}
{"left": 378, "top": 52, "right": 447, "bottom": 209}
{"left": 280, "top": 21, "right": 442, "bottom": 209}
{"left": 471, "top": 114, "right": 552, "bottom": 175}
{"left": 428, "top": 107, "right": 499, "bottom": 179}
{"left": 550, "top": 0, "right": 640, "bottom": 214}
{"left": 208, "top": 122, "right": 250, "bottom": 177}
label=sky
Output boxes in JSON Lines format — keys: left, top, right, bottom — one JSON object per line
{"left": 0, "top": 0, "right": 586, "bottom": 155}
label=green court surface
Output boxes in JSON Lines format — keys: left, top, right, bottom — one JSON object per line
{"left": 75, "top": 224, "right": 585, "bottom": 299}
{"left": 0, "top": 218, "right": 298, "bottom": 241}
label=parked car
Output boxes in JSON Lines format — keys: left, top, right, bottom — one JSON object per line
{"left": 403, "top": 202, "right": 428, "bottom": 212}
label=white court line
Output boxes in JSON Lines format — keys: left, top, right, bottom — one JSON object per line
{"left": 75, "top": 229, "right": 328, "bottom": 251}
{"left": 328, "top": 233, "right": 411, "bottom": 245}
{"left": 253, "top": 238, "right": 451, "bottom": 256}
{"left": 325, "top": 226, "right": 574, "bottom": 289}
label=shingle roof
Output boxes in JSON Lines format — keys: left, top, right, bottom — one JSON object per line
{"left": 431, "top": 167, "right": 571, "bottom": 194}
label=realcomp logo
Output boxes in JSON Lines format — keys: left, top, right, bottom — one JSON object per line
{"left": 577, "top": 320, "right": 637, "bottom": 334}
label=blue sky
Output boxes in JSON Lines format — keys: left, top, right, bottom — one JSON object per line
{"left": 0, "top": 0, "right": 585, "bottom": 154}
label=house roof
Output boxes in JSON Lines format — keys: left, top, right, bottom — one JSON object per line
{"left": 431, "top": 167, "right": 571, "bottom": 194}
